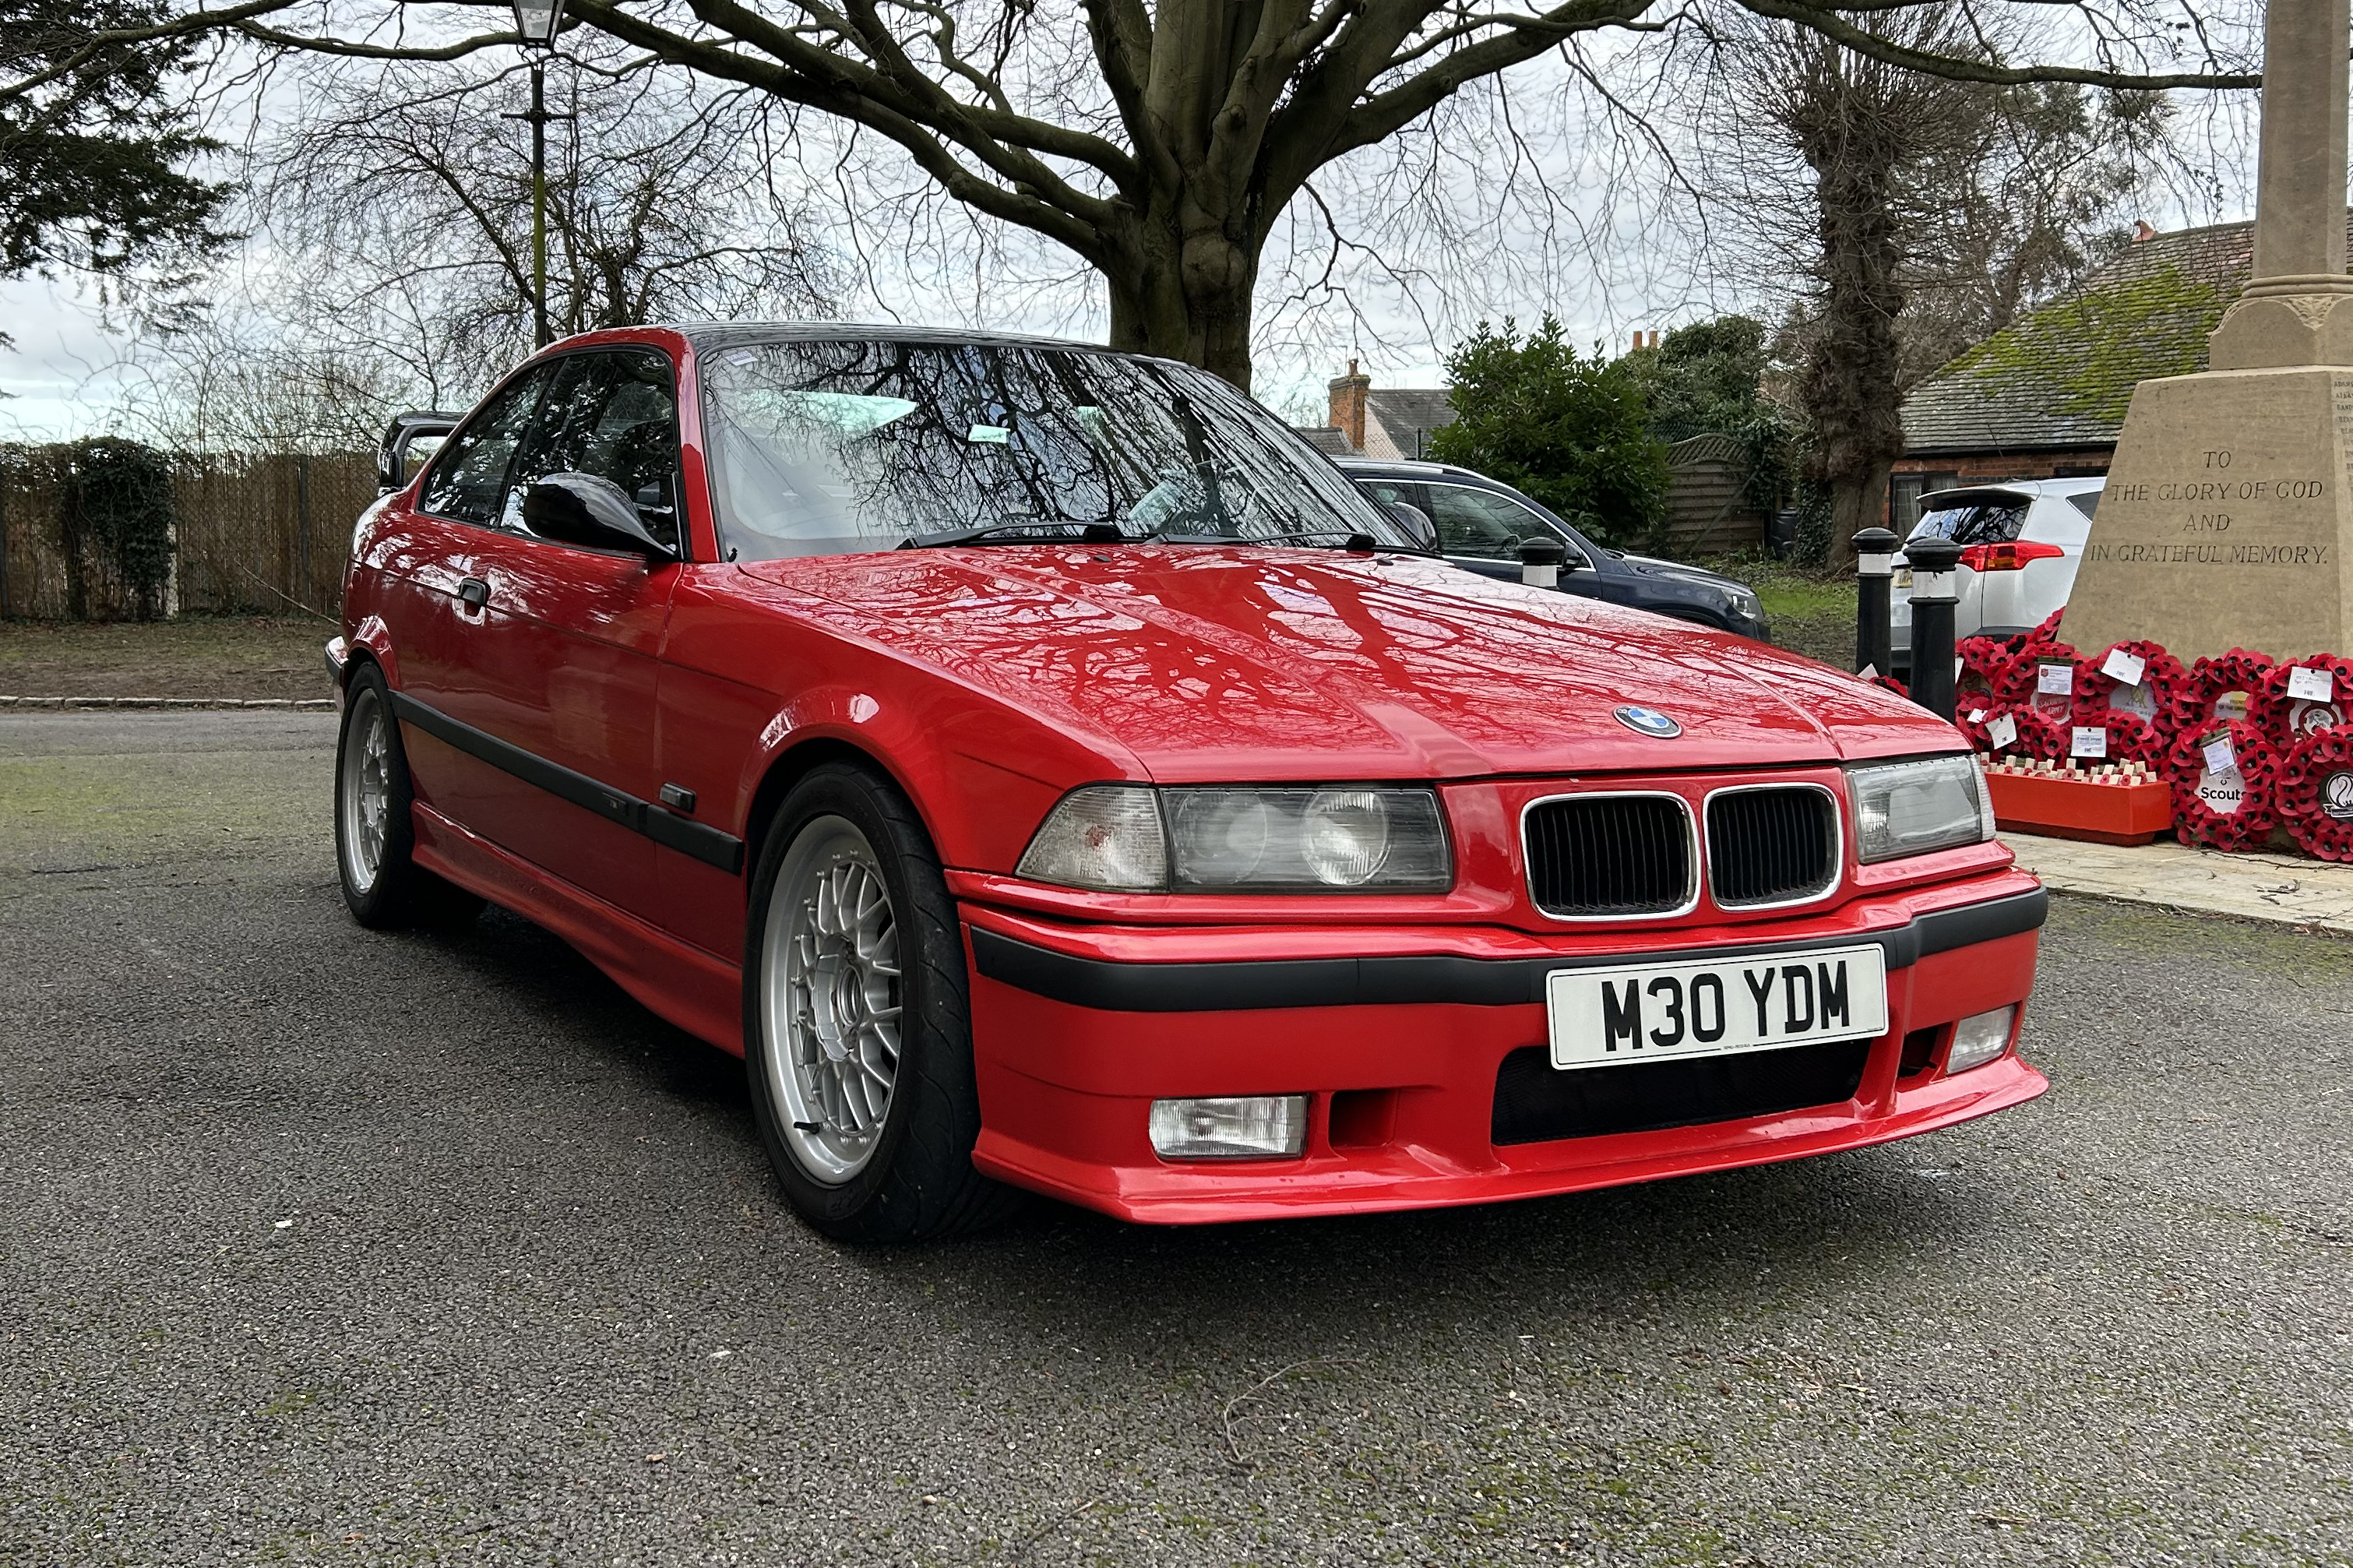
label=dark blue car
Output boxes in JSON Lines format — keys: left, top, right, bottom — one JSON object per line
{"left": 1338, "top": 458, "right": 1770, "bottom": 640}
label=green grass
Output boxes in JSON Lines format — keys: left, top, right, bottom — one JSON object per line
{"left": 1686, "top": 556, "right": 1858, "bottom": 668}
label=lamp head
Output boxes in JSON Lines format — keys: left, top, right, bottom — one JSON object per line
{"left": 512, "top": 0, "right": 565, "bottom": 47}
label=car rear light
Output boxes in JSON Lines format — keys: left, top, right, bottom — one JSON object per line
{"left": 1957, "top": 541, "right": 2064, "bottom": 572}
{"left": 1148, "top": 1096, "right": 1307, "bottom": 1160}
{"left": 1946, "top": 1006, "right": 2017, "bottom": 1073}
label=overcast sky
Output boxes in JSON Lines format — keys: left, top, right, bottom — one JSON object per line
{"left": 1, "top": 23, "right": 2264, "bottom": 444}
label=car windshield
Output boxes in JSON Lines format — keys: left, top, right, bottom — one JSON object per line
{"left": 1911, "top": 499, "right": 2028, "bottom": 548}
{"left": 699, "top": 337, "right": 1412, "bottom": 559}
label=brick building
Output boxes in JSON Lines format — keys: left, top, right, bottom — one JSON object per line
{"left": 1892, "top": 217, "right": 2351, "bottom": 532}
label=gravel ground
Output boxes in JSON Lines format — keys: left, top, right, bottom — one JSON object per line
{"left": 2, "top": 710, "right": 2348, "bottom": 1568}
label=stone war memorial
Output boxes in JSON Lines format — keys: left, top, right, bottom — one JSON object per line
{"left": 2064, "top": 0, "right": 2353, "bottom": 659}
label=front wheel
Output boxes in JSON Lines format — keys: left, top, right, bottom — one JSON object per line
{"left": 742, "top": 763, "right": 1012, "bottom": 1241}
{"left": 335, "top": 665, "right": 481, "bottom": 929}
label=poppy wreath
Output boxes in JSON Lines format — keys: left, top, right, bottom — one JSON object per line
{"left": 2073, "top": 641, "right": 2186, "bottom": 735}
{"left": 2253, "top": 654, "right": 2353, "bottom": 746}
{"left": 2067, "top": 710, "right": 2170, "bottom": 766}
{"left": 1995, "top": 643, "right": 2084, "bottom": 709}
{"left": 1957, "top": 703, "right": 2066, "bottom": 761}
{"left": 1869, "top": 672, "right": 1910, "bottom": 699}
{"left": 2277, "top": 728, "right": 2353, "bottom": 862}
{"left": 1956, "top": 635, "right": 2017, "bottom": 709}
{"left": 2168, "top": 649, "right": 2276, "bottom": 734}
{"left": 2165, "top": 719, "right": 2281, "bottom": 851}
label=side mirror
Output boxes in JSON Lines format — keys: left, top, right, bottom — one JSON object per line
{"left": 378, "top": 410, "right": 463, "bottom": 494}
{"left": 523, "top": 472, "right": 675, "bottom": 558}
{"left": 1518, "top": 533, "right": 1569, "bottom": 588}
{"left": 1383, "top": 499, "right": 1439, "bottom": 551}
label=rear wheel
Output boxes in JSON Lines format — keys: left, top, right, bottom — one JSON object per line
{"left": 335, "top": 664, "right": 481, "bottom": 929}
{"left": 742, "top": 762, "right": 1013, "bottom": 1240}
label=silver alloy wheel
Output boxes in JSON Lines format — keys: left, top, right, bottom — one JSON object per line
{"left": 762, "top": 815, "right": 904, "bottom": 1184}
{"left": 339, "top": 687, "right": 393, "bottom": 895}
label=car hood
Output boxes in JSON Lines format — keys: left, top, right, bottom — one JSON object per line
{"left": 735, "top": 547, "right": 1945, "bottom": 781}
{"left": 1619, "top": 552, "right": 1740, "bottom": 590}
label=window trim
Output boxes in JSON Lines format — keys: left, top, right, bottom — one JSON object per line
{"left": 415, "top": 342, "right": 691, "bottom": 562}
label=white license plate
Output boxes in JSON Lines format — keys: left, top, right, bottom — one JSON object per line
{"left": 1545, "top": 944, "right": 1889, "bottom": 1071}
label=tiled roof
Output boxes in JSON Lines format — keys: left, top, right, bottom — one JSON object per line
{"left": 1294, "top": 425, "right": 1355, "bottom": 456}
{"left": 1900, "top": 217, "right": 2353, "bottom": 456}
{"left": 1365, "top": 388, "right": 1457, "bottom": 439}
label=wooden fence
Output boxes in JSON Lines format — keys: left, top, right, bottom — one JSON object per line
{"left": 0, "top": 448, "right": 379, "bottom": 620}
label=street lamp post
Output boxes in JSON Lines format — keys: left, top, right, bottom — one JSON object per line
{"left": 509, "top": 0, "right": 568, "bottom": 349}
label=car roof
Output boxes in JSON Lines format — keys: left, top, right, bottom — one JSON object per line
{"left": 1918, "top": 477, "right": 2105, "bottom": 508}
{"left": 661, "top": 320, "right": 1169, "bottom": 361}
{"left": 1333, "top": 456, "right": 1495, "bottom": 483}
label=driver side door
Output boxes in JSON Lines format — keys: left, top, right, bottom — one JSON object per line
{"left": 430, "top": 347, "right": 686, "bottom": 915}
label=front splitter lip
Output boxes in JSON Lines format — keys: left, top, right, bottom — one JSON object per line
{"left": 971, "top": 1053, "right": 2049, "bottom": 1225}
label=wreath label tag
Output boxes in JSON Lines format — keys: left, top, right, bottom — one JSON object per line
{"left": 2101, "top": 647, "right": 2147, "bottom": 686}
{"left": 2070, "top": 725, "right": 2107, "bottom": 759}
{"left": 2197, "top": 728, "right": 2248, "bottom": 814}
{"left": 2288, "top": 666, "right": 2336, "bottom": 703}
{"left": 1988, "top": 713, "right": 2018, "bottom": 750}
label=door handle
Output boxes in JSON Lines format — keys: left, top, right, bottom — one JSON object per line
{"left": 458, "top": 576, "right": 489, "bottom": 612}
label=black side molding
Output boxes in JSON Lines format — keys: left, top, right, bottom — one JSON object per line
{"left": 389, "top": 691, "right": 743, "bottom": 875}
{"left": 970, "top": 886, "right": 2047, "bottom": 1013}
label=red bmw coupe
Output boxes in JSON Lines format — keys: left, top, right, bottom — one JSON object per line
{"left": 329, "top": 325, "right": 2047, "bottom": 1239}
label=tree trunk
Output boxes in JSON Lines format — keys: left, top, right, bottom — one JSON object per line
{"left": 1794, "top": 58, "right": 1911, "bottom": 573}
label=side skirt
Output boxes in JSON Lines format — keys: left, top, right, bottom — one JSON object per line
{"left": 410, "top": 802, "right": 746, "bottom": 1056}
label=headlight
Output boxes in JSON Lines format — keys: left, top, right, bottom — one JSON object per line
{"left": 1725, "top": 586, "right": 1763, "bottom": 622}
{"left": 1846, "top": 754, "right": 1994, "bottom": 862}
{"left": 1018, "top": 785, "right": 1452, "bottom": 892}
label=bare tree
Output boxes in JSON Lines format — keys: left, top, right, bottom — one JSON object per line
{"left": 254, "top": 41, "right": 837, "bottom": 384}
{"left": 201, "top": 0, "right": 2256, "bottom": 390}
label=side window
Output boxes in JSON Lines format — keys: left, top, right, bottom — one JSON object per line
{"left": 1425, "top": 483, "right": 1555, "bottom": 559}
{"left": 417, "top": 368, "right": 554, "bottom": 526}
{"left": 1353, "top": 478, "right": 1429, "bottom": 516}
{"left": 510, "top": 350, "right": 684, "bottom": 551}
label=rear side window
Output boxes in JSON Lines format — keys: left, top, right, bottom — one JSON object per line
{"left": 2068, "top": 491, "right": 2100, "bottom": 520}
{"left": 419, "top": 368, "right": 554, "bottom": 526}
{"left": 1911, "top": 501, "right": 2027, "bottom": 547}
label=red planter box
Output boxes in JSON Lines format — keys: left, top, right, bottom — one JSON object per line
{"left": 1985, "top": 767, "right": 2175, "bottom": 846}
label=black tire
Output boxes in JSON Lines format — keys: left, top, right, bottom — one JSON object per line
{"left": 334, "top": 663, "right": 483, "bottom": 930}
{"left": 741, "top": 761, "right": 1015, "bottom": 1242}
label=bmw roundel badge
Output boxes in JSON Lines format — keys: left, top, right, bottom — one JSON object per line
{"left": 1613, "top": 704, "right": 1682, "bottom": 738}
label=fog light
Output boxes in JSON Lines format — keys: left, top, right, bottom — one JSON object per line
{"left": 1946, "top": 1006, "right": 2017, "bottom": 1074}
{"left": 1147, "top": 1096, "right": 1307, "bottom": 1161}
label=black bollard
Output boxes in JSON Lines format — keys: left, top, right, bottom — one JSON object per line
{"left": 1851, "top": 526, "right": 1897, "bottom": 680}
{"left": 1904, "top": 534, "right": 1963, "bottom": 721}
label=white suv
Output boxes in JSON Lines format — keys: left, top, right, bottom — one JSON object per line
{"left": 1888, "top": 477, "right": 2103, "bottom": 674}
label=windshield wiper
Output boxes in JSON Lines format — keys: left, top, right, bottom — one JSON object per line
{"left": 901, "top": 520, "right": 1130, "bottom": 548}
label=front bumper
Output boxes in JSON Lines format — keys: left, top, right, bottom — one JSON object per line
{"left": 960, "top": 874, "right": 2047, "bottom": 1223}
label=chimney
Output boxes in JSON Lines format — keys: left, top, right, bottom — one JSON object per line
{"left": 1328, "top": 358, "right": 1370, "bottom": 453}
{"left": 2133, "top": 220, "right": 2158, "bottom": 242}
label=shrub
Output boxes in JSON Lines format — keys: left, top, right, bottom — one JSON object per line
{"left": 1427, "top": 315, "right": 1669, "bottom": 549}
{"left": 55, "top": 437, "right": 178, "bottom": 620}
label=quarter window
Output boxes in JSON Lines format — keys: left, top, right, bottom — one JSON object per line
{"left": 417, "top": 367, "right": 554, "bottom": 526}
{"left": 510, "top": 349, "right": 684, "bottom": 551}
